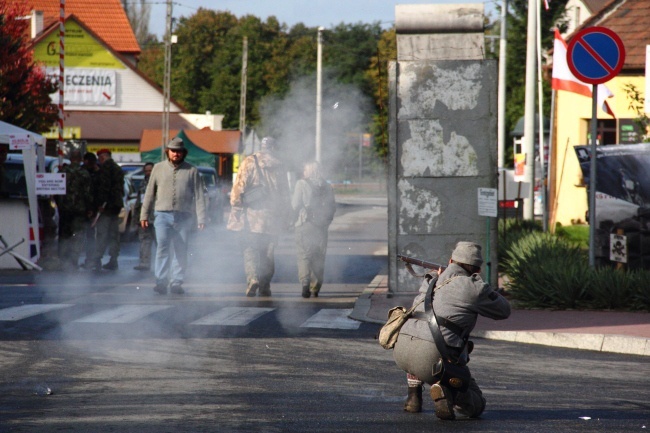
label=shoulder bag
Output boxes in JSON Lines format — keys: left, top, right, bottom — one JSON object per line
{"left": 378, "top": 297, "right": 424, "bottom": 350}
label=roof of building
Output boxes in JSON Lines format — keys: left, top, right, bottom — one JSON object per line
{"left": 140, "top": 129, "right": 241, "bottom": 154}
{"left": 26, "top": 0, "right": 140, "bottom": 55}
{"left": 571, "top": 0, "right": 650, "bottom": 70}
{"left": 583, "top": 0, "right": 611, "bottom": 13}
{"left": 64, "top": 112, "right": 197, "bottom": 141}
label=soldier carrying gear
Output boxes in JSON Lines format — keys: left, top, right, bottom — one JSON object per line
{"left": 227, "top": 136, "right": 292, "bottom": 297}
{"left": 392, "top": 241, "right": 511, "bottom": 420}
{"left": 291, "top": 161, "right": 336, "bottom": 298}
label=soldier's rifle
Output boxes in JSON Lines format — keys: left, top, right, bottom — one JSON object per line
{"left": 397, "top": 254, "right": 447, "bottom": 277}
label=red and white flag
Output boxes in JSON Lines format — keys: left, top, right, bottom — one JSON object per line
{"left": 551, "top": 28, "right": 615, "bottom": 118}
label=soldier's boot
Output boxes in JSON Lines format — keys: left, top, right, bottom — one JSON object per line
{"left": 310, "top": 282, "right": 322, "bottom": 298}
{"left": 258, "top": 282, "right": 272, "bottom": 297}
{"left": 301, "top": 282, "right": 311, "bottom": 298}
{"left": 246, "top": 281, "right": 259, "bottom": 297}
{"left": 403, "top": 385, "right": 422, "bottom": 413}
{"left": 430, "top": 383, "right": 456, "bottom": 420}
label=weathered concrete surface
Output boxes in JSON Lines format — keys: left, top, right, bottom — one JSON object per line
{"left": 388, "top": 4, "right": 497, "bottom": 292}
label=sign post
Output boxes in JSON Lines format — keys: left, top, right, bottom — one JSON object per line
{"left": 566, "top": 26, "right": 625, "bottom": 268}
{"left": 478, "top": 188, "right": 497, "bottom": 283}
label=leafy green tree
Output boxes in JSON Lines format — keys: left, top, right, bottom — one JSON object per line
{"left": 503, "top": 0, "right": 568, "bottom": 166}
{"left": 366, "top": 28, "right": 395, "bottom": 159}
{"left": 0, "top": 0, "right": 59, "bottom": 132}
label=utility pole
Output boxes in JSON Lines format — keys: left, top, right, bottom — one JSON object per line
{"left": 523, "top": 0, "right": 537, "bottom": 219}
{"left": 497, "top": 0, "right": 507, "bottom": 170}
{"left": 161, "top": 0, "right": 172, "bottom": 153}
{"left": 315, "top": 27, "right": 323, "bottom": 163}
{"left": 239, "top": 37, "right": 248, "bottom": 134}
{"left": 58, "top": 0, "right": 65, "bottom": 166}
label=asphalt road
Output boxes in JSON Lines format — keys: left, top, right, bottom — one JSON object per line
{"left": 0, "top": 202, "right": 648, "bottom": 432}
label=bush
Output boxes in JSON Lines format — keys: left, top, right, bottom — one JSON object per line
{"left": 501, "top": 229, "right": 650, "bottom": 311}
{"left": 502, "top": 232, "right": 590, "bottom": 309}
{"left": 498, "top": 218, "right": 542, "bottom": 271}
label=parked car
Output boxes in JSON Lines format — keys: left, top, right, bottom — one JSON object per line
{"left": 197, "top": 166, "right": 228, "bottom": 224}
{"left": 117, "top": 161, "right": 144, "bottom": 175}
{"left": 118, "top": 176, "right": 138, "bottom": 240}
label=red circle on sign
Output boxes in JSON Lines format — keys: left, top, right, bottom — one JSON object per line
{"left": 566, "top": 26, "right": 625, "bottom": 85}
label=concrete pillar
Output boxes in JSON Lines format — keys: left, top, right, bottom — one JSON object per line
{"left": 388, "top": 4, "right": 498, "bottom": 292}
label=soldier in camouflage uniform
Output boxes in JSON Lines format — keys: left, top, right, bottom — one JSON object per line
{"left": 227, "top": 137, "right": 291, "bottom": 297}
{"left": 89, "top": 149, "right": 124, "bottom": 271}
{"left": 57, "top": 150, "right": 93, "bottom": 270}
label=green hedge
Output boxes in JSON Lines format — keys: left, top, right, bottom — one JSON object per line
{"left": 500, "top": 229, "right": 650, "bottom": 311}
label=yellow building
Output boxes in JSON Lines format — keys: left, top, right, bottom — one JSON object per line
{"left": 550, "top": 0, "right": 648, "bottom": 228}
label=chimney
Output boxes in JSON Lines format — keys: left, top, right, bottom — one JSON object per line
{"left": 31, "top": 10, "right": 43, "bottom": 39}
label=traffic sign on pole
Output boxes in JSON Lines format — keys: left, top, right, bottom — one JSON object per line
{"left": 566, "top": 26, "right": 625, "bottom": 85}
{"left": 566, "top": 26, "right": 625, "bottom": 267}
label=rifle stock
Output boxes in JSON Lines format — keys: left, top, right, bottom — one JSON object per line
{"left": 397, "top": 254, "right": 447, "bottom": 277}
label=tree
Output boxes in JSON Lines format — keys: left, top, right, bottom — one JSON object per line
{"left": 365, "top": 28, "right": 396, "bottom": 159}
{"left": 121, "top": 0, "right": 157, "bottom": 47}
{"left": 0, "top": 0, "right": 59, "bottom": 132}
{"left": 503, "top": 0, "right": 568, "bottom": 166}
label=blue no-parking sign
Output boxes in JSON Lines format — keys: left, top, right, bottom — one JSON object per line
{"left": 566, "top": 27, "right": 625, "bottom": 85}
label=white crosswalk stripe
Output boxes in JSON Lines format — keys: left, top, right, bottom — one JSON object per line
{"left": 0, "top": 304, "right": 73, "bottom": 321}
{"left": 190, "top": 307, "right": 275, "bottom": 326}
{"left": 300, "top": 308, "right": 361, "bottom": 330}
{"left": 73, "top": 305, "right": 171, "bottom": 323}
{"left": 0, "top": 304, "right": 362, "bottom": 330}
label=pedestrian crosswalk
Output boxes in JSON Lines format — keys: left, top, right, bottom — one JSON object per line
{"left": 0, "top": 304, "right": 362, "bottom": 330}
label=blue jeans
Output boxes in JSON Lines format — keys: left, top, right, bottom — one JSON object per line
{"left": 153, "top": 211, "right": 192, "bottom": 287}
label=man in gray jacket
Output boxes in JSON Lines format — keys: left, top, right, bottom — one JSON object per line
{"left": 393, "top": 241, "right": 510, "bottom": 420}
{"left": 140, "top": 137, "right": 206, "bottom": 295}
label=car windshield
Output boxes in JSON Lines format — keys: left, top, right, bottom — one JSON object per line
{"left": 200, "top": 171, "right": 216, "bottom": 187}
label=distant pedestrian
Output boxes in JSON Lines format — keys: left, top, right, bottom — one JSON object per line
{"left": 133, "top": 162, "right": 155, "bottom": 271}
{"left": 291, "top": 161, "right": 336, "bottom": 298}
{"left": 81, "top": 152, "right": 104, "bottom": 269}
{"left": 140, "top": 137, "right": 206, "bottom": 295}
{"left": 227, "top": 136, "right": 291, "bottom": 297}
{"left": 89, "top": 149, "right": 124, "bottom": 271}
{"left": 392, "top": 242, "right": 510, "bottom": 419}
{"left": 57, "top": 150, "right": 93, "bottom": 270}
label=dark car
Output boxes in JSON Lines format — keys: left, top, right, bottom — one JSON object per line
{"left": 198, "top": 166, "right": 228, "bottom": 225}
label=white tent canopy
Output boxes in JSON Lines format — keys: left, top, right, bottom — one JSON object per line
{"left": 0, "top": 120, "right": 48, "bottom": 264}
{"left": 0, "top": 120, "right": 47, "bottom": 147}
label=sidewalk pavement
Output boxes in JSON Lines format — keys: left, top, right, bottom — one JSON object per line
{"left": 350, "top": 275, "right": 650, "bottom": 357}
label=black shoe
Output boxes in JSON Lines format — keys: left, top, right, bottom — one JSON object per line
{"left": 133, "top": 265, "right": 150, "bottom": 271}
{"left": 170, "top": 284, "right": 184, "bottom": 294}
{"left": 102, "top": 261, "right": 118, "bottom": 271}
{"left": 153, "top": 283, "right": 168, "bottom": 295}
{"left": 259, "top": 288, "right": 272, "bottom": 297}
{"left": 301, "top": 285, "right": 311, "bottom": 298}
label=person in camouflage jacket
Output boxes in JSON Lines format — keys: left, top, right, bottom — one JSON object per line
{"left": 57, "top": 150, "right": 93, "bottom": 270}
{"left": 227, "top": 137, "right": 291, "bottom": 297}
{"left": 89, "top": 149, "right": 124, "bottom": 271}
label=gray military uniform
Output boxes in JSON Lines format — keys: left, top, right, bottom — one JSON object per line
{"left": 394, "top": 263, "right": 510, "bottom": 417}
